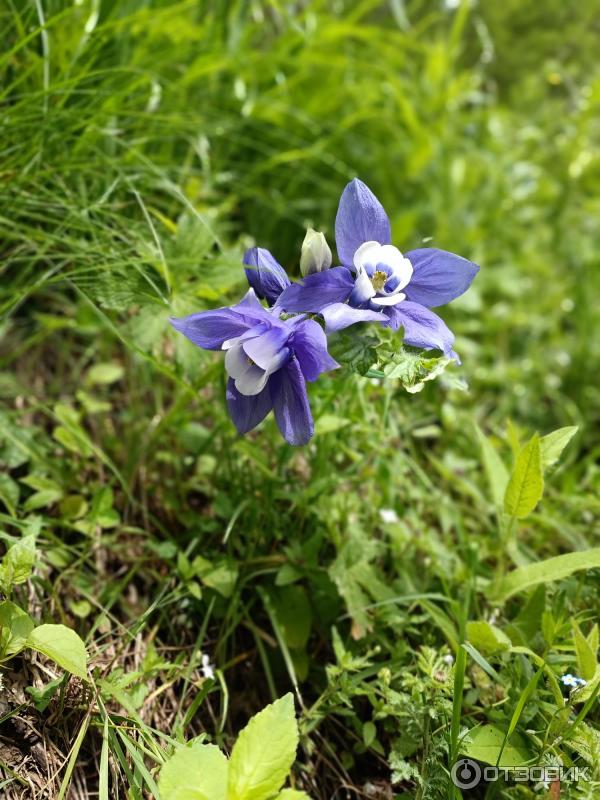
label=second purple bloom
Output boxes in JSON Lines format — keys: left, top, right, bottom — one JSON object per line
{"left": 170, "top": 290, "right": 338, "bottom": 445}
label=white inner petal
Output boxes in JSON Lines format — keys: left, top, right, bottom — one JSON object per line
{"left": 386, "top": 253, "right": 413, "bottom": 292}
{"left": 235, "top": 366, "right": 269, "bottom": 396}
{"left": 353, "top": 265, "right": 376, "bottom": 300}
{"left": 353, "top": 240, "right": 382, "bottom": 270}
{"left": 224, "top": 343, "right": 269, "bottom": 396}
{"left": 370, "top": 292, "right": 406, "bottom": 307}
{"left": 224, "top": 342, "right": 251, "bottom": 378}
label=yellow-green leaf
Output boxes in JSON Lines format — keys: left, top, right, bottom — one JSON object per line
{"left": 27, "top": 624, "right": 88, "bottom": 681}
{"left": 0, "top": 534, "right": 36, "bottom": 589}
{"left": 461, "top": 724, "right": 531, "bottom": 767}
{"left": 0, "top": 600, "right": 34, "bottom": 657}
{"left": 466, "top": 621, "right": 511, "bottom": 655}
{"left": 490, "top": 548, "right": 600, "bottom": 602}
{"left": 86, "top": 362, "right": 125, "bottom": 386}
{"left": 158, "top": 742, "right": 227, "bottom": 800}
{"left": 228, "top": 694, "right": 298, "bottom": 800}
{"left": 504, "top": 434, "right": 543, "bottom": 519}
{"left": 540, "top": 426, "right": 578, "bottom": 468}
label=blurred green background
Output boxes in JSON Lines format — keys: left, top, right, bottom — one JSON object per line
{"left": 1, "top": 1, "right": 600, "bottom": 798}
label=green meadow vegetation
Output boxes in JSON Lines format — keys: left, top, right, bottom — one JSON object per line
{"left": 1, "top": 1, "right": 600, "bottom": 798}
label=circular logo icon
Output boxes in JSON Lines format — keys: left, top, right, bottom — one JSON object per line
{"left": 451, "top": 758, "right": 482, "bottom": 790}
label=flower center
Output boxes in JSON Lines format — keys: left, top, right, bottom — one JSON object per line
{"left": 371, "top": 270, "right": 387, "bottom": 292}
{"left": 353, "top": 241, "right": 414, "bottom": 295}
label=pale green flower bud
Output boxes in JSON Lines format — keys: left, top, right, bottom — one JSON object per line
{"left": 300, "top": 228, "right": 332, "bottom": 276}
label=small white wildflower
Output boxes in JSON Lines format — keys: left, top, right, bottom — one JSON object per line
{"left": 379, "top": 508, "right": 399, "bottom": 524}
{"left": 488, "top": 609, "right": 500, "bottom": 625}
{"left": 200, "top": 653, "right": 215, "bottom": 680}
{"left": 443, "top": 654, "right": 454, "bottom": 666}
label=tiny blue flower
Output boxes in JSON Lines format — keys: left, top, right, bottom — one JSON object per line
{"left": 170, "top": 289, "right": 338, "bottom": 445}
{"left": 561, "top": 673, "right": 587, "bottom": 688}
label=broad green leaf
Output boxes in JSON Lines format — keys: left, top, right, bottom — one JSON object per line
{"left": 86, "top": 362, "right": 125, "bottom": 385}
{"left": 475, "top": 426, "right": 509, "bottom": 509}
{"left": 158, "top": 742, "right": 228, "bottom": 800}
{"left": 490, "top": 548, "right": 600, "bottom": 602}
{"left": 59, "top": 495, "right": 89, "bottom": 520}
{"left": 0, "top": 533, "right": 36, "bottom": 589}
{"left": 504, "top": 434, "right": 543, "bottom": 519}
{"left": 53, "top": 425, "right": 93, "bottom": 458}
{"left": 27, "top": 624, "right": 88, "bottom": 681}
{"left": 273, "top": 586, "right": 312, "bottom": 650}
{"left": 0, "top": 600, "right": 34, "bottom": 657}
{"left": 461, "top": 724, "right": 531, "bottom": 767}
{"left": 466, "top": 621, "right": 511, "bottom": 655}
{"left": 540, "top": 426, "right": 578, "bottom": 468}
{"left": 275, "top": 564, "right": 303, "bottom": 587}
{"left": 573, "top": 621, "right": 597, "bottom": 681}
{"left": 362, "top": 721, "right": 377, "bottom": 747}
{"left": 20, "top": 475, "right": 62, "bottom": 492}
{"left": 23, "top": 488, "right": 63, "bottom": 511}
{"left": 86, "top": 486, "right": 120, "bottom": 530}
{"left": 200, "top": 561, "right": 238, "bottom": 598}
{"left": 228, "top": 693, "right": 298, "bottom": 800}
{"left": 276, "top": 792, "right": 311, "bottom": 799}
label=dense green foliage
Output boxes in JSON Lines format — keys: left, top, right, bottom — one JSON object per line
{"left": 1, "top": 1, "right": 599, "bottom": 798}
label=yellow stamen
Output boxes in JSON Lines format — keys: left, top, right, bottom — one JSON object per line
{"left": 371, "top": 270, "right": 387, "bottom": 292}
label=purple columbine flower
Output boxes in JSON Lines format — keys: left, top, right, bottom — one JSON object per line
{"left": 276, "top": 178, "right": 479, "bottom": 360}
{"left": 169, "top": 289, "right": 338, "bottom": 445}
